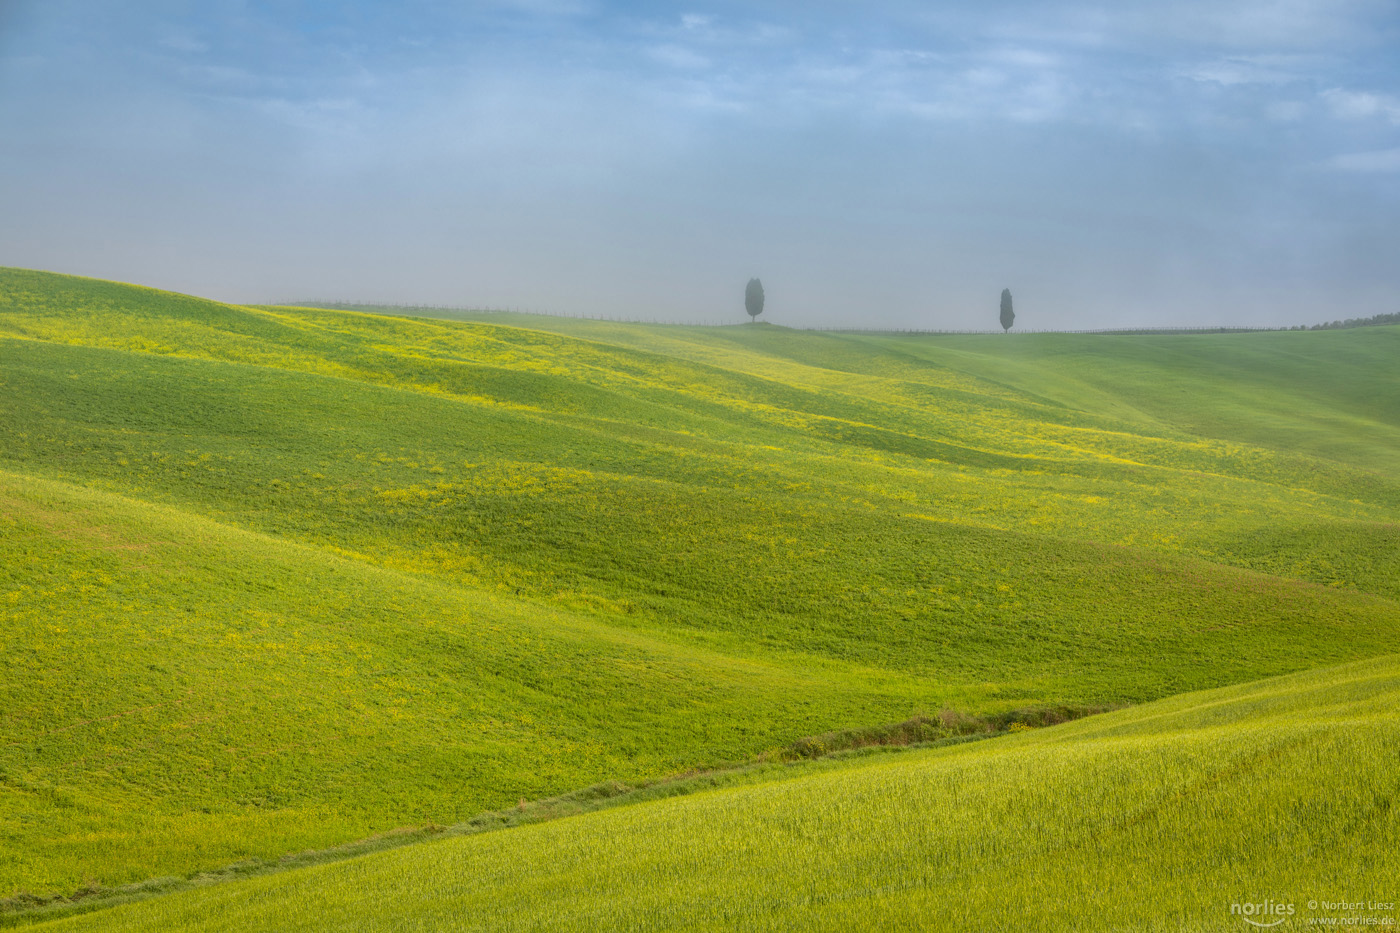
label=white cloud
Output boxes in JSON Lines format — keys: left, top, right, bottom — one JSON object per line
{"left": 985, "top": 0, "right": 1386, "bottom": 50}
{"left": 1265, "top": 100, "right": 1306, "bottom": 122}
{"left": 1322, "top": 88, "right": 1400, "bottom": 123}
{"left": 1182, "top": 0, "right": 1375, "bottom": 46}
{"left": 254, "top": 96, "right": 367, "bottom": 139}
{"left": 1327, "top": 147, "right": 1400, "bottom": 172}
{"left": 1177, "top": 57, "right": 1300, "bottom": 86}
{"left": 646, "top": 44, "right": 710, "bottom": 70}
{"left": 985, "top": 47, "right": 1061, "bottom": 70}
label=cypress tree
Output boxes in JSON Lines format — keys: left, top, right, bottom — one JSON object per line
{"left": 745, "top": 278, "right": 765, "bottom": 321}
{"left": 1000, "top": 288, "right": 1015, "bottom": 332}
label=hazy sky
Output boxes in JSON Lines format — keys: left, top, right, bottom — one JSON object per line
{"left": 2, "top": 1, "right": 1398, "bottom": 328}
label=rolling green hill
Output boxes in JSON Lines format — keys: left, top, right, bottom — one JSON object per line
{"left": 2, "top": 267, "right": 1398, "bottom": 913}
{"left": 29, "top": 653, "right": 1400, "bottom": 932}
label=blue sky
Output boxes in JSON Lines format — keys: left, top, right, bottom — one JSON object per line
{"left": 2, "top": 1, "right": 1398, "bottom": 328}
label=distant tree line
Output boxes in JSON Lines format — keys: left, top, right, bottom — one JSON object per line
{"left": 1296, "top": 312, "right": 1400, "bottom": 330}
{"left": 317, "top": 293, "right": 1396, "bottom": 335}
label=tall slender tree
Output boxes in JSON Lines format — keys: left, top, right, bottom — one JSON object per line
{"left": 745, "top": 278, "right": 765, "bottom": 321}
{"left": 999, "top": 288, "right": 1015, "bottom": 332}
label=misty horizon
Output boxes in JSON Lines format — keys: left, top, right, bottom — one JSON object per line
{"left": 2, "top": 1, "right": 1398, "bottom": 330}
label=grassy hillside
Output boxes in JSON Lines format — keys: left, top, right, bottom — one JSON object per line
{"left": 2, "top": 267, "right": 1398, "bottom": 902}
{"left": 30, "top": 653, "right": 1400, "bottom": 932}
{"left": 0, "top": 466, "right": 962, "bottom": 897}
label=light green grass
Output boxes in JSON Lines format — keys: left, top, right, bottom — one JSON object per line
{"left": 31, "top": 653, "right": 1400, "bottom": 932}
{"left": 2, "top": 268, "right": 1398, "bottom": 905}
{"left": 0, "top": 469, "right": 954, "bottom": 896}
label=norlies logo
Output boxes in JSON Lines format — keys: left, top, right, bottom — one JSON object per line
{"left": 1232, "top": 899, "right": 1296, "bottom": 927}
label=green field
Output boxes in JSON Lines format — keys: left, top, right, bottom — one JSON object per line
{"left": 29, "top": 652, "right": 1400, "bottom": 932}
{"left": 2, "top": 267, "right": 1397, "bottom": 924}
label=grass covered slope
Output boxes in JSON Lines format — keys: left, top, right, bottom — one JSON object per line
{"left": 34, "top": 653, "right": 1400, "bottom": 933}
{"left": 3, "top": 267, "right": 1399, "bottom": 900}
{"left": 0, "top": 467, "right": 949, "bottom": 896}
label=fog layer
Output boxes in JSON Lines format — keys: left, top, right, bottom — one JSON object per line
{"left": 2, "top": 1, "right": 1398, "bottom": 328}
